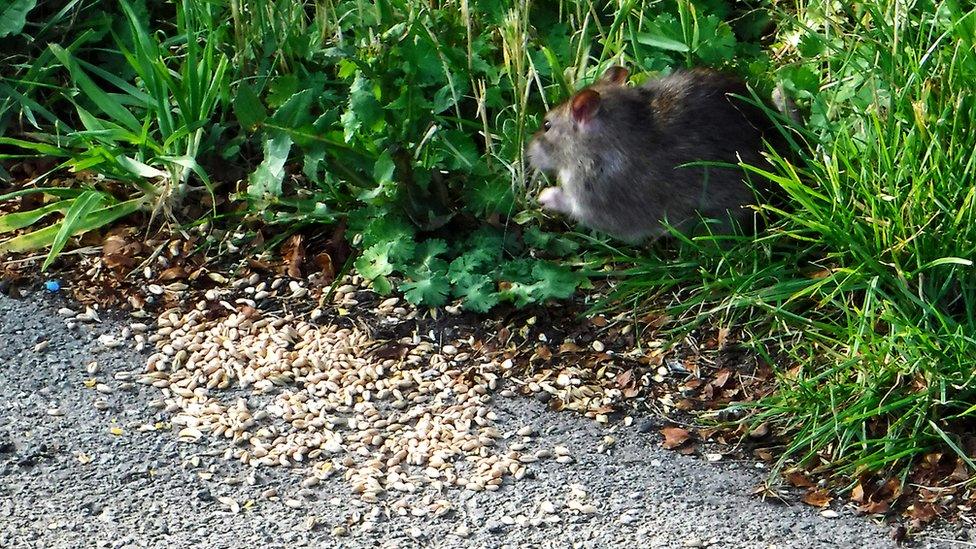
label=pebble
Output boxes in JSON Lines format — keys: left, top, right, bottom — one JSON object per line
{"left": 591, "top": 340, "right": 605, "bottom": 352}
{"left": 637, "top": 419, "right": 656, "bottom": 433}
{"left": 284, "top": 498, "right": 303, "bottom": 509}
{"left": 619, "top": 511, "right": 639, "bottom": 525}
{"left": 454, "top": 525, "right": 471, "bottom": 538}
{"left": 821, "top": 510, "right": 839, "bottom": 518}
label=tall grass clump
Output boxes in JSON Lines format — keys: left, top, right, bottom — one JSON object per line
{"left": 605, "top": 0, "right": 976, "bottom": 479}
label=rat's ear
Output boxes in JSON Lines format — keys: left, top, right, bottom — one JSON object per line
{"left": 570, "top": 89, "right": 601, "bottom": 124}
{"left": 600, "top": 66, "right": 629, "bottom": 86}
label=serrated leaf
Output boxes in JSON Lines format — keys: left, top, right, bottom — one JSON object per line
{"left": 401, "top": 271, "right": 451, "bottom": 307}
{"left": 456, "top": 274, "right": 499, "bottom": 313}
{"left": 523, "top": 226, "right": 579, "bottom": 257}
{"left": 414, "top": 239, "right": 448, "bottom": 262}
{"left": 234, "top": 84, "right": 267, "bottom": 131}
{"left": 247, "top": 132, "right": 292, "bottom": 199}
{"left": 0, "top": 0, "right": 35, "bottom": 37}
{"left": 355, "top": 241, "right": 395, "bottom": 281}
{"left": 695, "top": 15, "right": 737, "bottom": 64}
{"left": 528, "top": 262, "right": 583, "bottom": 301}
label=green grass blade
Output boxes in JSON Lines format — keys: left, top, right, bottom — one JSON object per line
{"left": 0, "top": 200, "right": 71, "bottom": 233}
{"left": 42, "top": 190, "right": 105, "bottom": 270}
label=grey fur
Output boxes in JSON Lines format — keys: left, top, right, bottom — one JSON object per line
{"left": 527, "top": 67, "right": 779, "bottom": 243}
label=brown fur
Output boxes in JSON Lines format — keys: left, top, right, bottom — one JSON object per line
{"left": 527, "top": 66, "right": 781, "bottom": 243}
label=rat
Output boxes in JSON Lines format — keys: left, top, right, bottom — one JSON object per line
{"left": 527, "top": 65, "right": 788, "bottom": 243}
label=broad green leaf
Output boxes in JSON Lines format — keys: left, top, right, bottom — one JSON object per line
{"left": 341, "top": 73, "right": 383, "bottom": 142}
{"left": 373, "top": 151, "right": 396, "bottom": 184}
{"left": 0, "top": 0, "right": 36, "bottom": 37}
{"left": 248, "top": 133, "right": 292, "bottom": 199}
{"left": 270, "top": 89, "right": 315, "bottom": 129}
{"left": 0, "top": 200, "right": 71, "bottom": 233}
{"left": 234, "top": 84, "right": 267, "bottom": 131}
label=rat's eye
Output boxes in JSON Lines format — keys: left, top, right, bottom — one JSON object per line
{"left": 543, "top": 119, "right": 551, "bottom": 131}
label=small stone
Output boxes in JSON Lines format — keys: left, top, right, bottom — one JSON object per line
{"left": 454, "top": 525, "right": 471, "bottom": 538}
{"left": 821, "top": 510, "right": 839, "bottom": 519}
{"left": 284, "top": 498, "right": 302, "bottom": 509}
{"left": 591, "top": 340, "right": 605, "bottom": 352}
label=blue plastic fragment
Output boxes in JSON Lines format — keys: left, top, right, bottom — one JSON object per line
{"left": 44, "top": 280, "right": 61, "bottom": 293}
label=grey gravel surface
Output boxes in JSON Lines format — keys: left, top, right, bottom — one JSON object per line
{"left": 0, "top": 292, "right": 954, "bottom": 548}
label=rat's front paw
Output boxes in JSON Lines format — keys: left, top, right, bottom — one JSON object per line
{"left": 538, "top": 186, "right": 570, "bottom": 213}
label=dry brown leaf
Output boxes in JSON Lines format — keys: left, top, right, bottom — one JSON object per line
{"left": 281, "top": 234, "right": 305, "bottom": 279}
{"left": 158, "top": 266, "right": 187, "bottom": 281}
{"left": 101, "top": 232, "right": 141, "bottom": 269}
{"left": 711, "top": 369, "right": 732, "bottom": 389}
{"left": 535, "top": 344, "right": 553, "bottom": 361}
{"left": 858, "top": 500, "right": 890, "bottom": 515}
{"left": 674, "top": 399, "right": 696, "bottom": 411}
{"left": 661, "top": 427, "right": 691, "bottom": 449}
{"left": 615, "top": 369, "right": 634, "bottom": 389}
{"left": 313, "top": 252, "right": 335, "bottom": 282}
{"left": 716, "top": 327, "right": 729, "bottom": 350}
{"left": 908, "top": 502, "right": 939, "bottom": 525}
{"left": 559, "top": 341, "right": 582, "bottom": 353}
{"left": 802, "top": 488, "right": 833, "bottom": 508}
{"left": 786, "top": 471, "right": 816, "bottom": 488}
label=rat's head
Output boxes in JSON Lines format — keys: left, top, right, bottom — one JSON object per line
{"left": 527, "top": 66, "right": 630, "bottom": 173}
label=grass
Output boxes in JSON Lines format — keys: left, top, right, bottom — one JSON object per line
{"left": 600, "top": 0, "right": 976, "bottom": 481}
{"left": 1, "top": 0, "right": 975, "bottom": 495}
